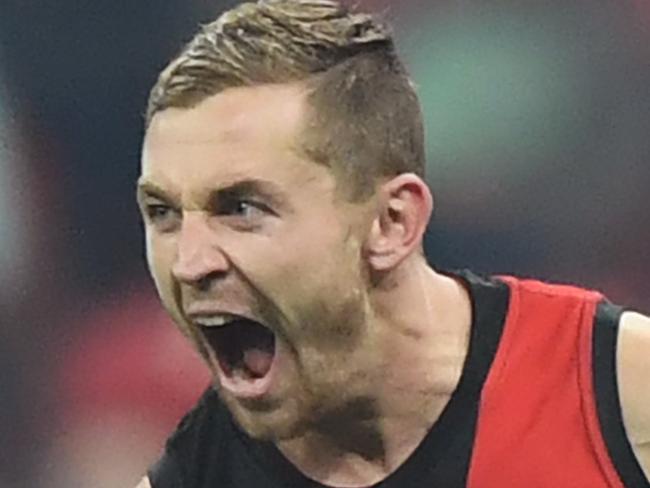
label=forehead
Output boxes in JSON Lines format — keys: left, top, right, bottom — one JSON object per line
{"left": 141, "top": 83, "right": 330, "bottom": 197}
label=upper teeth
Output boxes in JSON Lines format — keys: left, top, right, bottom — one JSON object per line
{"left": 193, "top": 314, "right": 238, "bottom": 327}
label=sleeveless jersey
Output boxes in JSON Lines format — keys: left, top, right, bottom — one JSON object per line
{"left": 147, "top": 271, "right": 649, "bottom": 487}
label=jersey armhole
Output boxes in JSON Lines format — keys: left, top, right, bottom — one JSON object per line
{"left": 593, "top": 300, "right": 650, "bottom": 488}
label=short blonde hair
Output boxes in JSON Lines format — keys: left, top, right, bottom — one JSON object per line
{"left": 147, "top": 0, "right": 425, "bottom": 200}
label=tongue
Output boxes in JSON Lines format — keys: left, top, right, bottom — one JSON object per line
{"left": 202, "top": 318, "right": 276, "bottom": 380}
{"left": 243, "top": 348, "right": 274, "bottom": 378}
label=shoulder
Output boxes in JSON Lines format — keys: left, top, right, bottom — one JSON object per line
{"left": 617, "top": 310, "right": 650, "bottom": 477}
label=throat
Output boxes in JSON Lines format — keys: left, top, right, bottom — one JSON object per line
{"left": 276, "top": 409, "right": 436, "bottom": 488}
{"left": 276, "top": 429, "right": 401, "bottom": 488}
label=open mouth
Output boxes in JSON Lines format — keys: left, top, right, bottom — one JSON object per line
{"left": 197, "top": 316, "right": 277, "bottom": 386}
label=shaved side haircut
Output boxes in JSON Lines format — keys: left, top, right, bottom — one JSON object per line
{"left": 147, "top": 0, "right": 425, "bottom": 200}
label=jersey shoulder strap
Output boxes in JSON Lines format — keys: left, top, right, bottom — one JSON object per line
{"left": 468, "top": 276, "right": 627, "bottom": 487}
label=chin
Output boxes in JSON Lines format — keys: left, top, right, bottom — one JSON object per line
{"left": 233, "top": 411, "right": 310, "bottom": 443}
{"left": 224, "top": 393, "right": 312, "bottom": 442}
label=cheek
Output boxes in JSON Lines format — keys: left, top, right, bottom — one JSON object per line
{"left": 273, "top": 249, "right": 366, "bottom": 339}
{"left": 145, "top": 233, "right": 177, "bottom": 306}
{"left": 146, "top": 234, "right": 200, "bottom": 346}
{"left": 216, "top": 217, "right": 366, "bottom": 323}
{"left": 146, "top": 234, "right": 164, "bottom": 282}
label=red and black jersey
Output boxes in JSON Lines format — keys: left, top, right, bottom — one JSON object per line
{"left": 148, "top": 271, "right": 649, "bottom": 487}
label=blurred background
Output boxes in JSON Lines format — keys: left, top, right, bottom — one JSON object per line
{"left": 0, "top": 0, "right": 648, "bottom": 486}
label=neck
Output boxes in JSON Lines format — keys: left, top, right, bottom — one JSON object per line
{"left": 276, "top": 261, "right": 472, "bottom": 487}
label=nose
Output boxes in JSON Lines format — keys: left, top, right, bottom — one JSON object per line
{"left": 172, "top": 212, "right": 230, "bottom": 286}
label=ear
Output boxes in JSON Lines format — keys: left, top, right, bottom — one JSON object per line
{"left": 364, "top": 173, "right": 433, "bottom": 272}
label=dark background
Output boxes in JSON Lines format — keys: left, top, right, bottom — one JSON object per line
{"left": 1, "top": 1, "right": 648, "bottom": 486}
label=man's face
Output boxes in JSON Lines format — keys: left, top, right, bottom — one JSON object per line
{"left": 139, "top": 84, "right": 381, "bottom": 440}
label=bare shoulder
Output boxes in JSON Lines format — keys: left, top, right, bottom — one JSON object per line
{"left": 635, "top": 444, "right": 650, "bottom": 483}
{"left": 134, "top": 476, "right": 152, "bottom": 488}
{"left": 617, "top": 311, "right": 650, "bottom": 478}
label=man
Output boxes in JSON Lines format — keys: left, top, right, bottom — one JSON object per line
{"left": 134, "top": 1, "right": 650, "bottom": 486}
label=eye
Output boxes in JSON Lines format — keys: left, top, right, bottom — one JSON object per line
{"left": 235, "top": 200, "right": 265, "bottom": 218}
{"left": 144, "top": 203, "right": 180, "bottom": 231}
{"left": 147, "top": 204, "right": 171, "bottom": 219}
{"left": 218, "top": 198, "right": 269, "bottom": 218}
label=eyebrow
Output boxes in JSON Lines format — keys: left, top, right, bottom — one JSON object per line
{"left": 136, "top": 178, "right": 288, "bottom": 210}
{"left": 136, "top": 179, "right": 177, "bottom": 205}
{"left": 216, "top": 179, "right": 286, "bottom": 205}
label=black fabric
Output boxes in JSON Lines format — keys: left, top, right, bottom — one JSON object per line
{"left": 148, "top": 270, "right": 510, "bottom": 488}
{"left": 592, "top": 301, "right": 650, "bottom": 488}
{"left": 149, "top": 451, "right": 183, "bottom": 487}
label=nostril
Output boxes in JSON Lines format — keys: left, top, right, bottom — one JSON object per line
{"left": 196, "top": 270, "right": 226, "bottom": 291}
{"left": 171, "top": 259, "right": 201, "bottom": 284}
{"left": 197, "top": 274, "right": 210, "bottom": 291}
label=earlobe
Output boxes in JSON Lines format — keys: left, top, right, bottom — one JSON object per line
{"left": 364, "top": 174, "right": 433, "bottom": 272}
{"left": 365, "top": 214, "right": 397, "bottom": 271}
